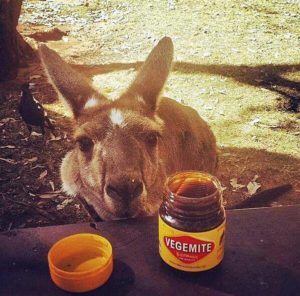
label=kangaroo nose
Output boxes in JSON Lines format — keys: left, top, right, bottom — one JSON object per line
{"left": 106, "top": 178, "right": 143, "bottom": 201}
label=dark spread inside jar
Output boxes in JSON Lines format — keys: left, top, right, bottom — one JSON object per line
{"left": 159, "top": 171, "right": 225, "bottom": 232}
{"left": 172, "top": 177, "right": 217, "bottom": 198}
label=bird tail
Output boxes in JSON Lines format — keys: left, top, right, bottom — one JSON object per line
{"left": 227, "top": 184, "right": 292, "bottom": 209}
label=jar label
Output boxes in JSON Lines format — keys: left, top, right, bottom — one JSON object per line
{"left": 159, "top": 217, "right": 225, "bottom": 272}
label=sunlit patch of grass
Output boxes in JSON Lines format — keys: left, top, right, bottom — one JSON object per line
{"left": 57, "top": 1, "right": 108, "bottom": 20}
{"left": 92, "top": 70, "right": 137, "bottom": 100}
{"left": 280, "top": 71, "right": 300, "bottom": 83}
{"left": 58, "top": 5, "right": 91, "bottom": 19}
{"left": 44, "top": 101, "right": 72, "bottom": 118}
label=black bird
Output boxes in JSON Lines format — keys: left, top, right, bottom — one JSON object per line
{"left": 18, "top": 82, "right": 55, "bottom": 136}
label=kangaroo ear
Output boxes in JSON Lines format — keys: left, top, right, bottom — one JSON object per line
{"left": 39, "top": 45, "right": 107, "bottom": 118}
{"left": 126, "top": 37, "right": 173, "bottom": 112}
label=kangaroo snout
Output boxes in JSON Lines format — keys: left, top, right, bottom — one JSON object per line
{"left": 106, "top": 177, "right": 144, "bottom": 202}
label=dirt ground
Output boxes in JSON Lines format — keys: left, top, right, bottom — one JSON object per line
{"left": 0, "top": 0, "right": 299, "bottom": 231}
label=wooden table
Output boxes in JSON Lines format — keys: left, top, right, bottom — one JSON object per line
{"left": 0, "top": 206, "right": 299, "bottom": 296}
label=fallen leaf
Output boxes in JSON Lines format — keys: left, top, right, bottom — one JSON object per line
{"left": 56, "top": 198, "right": 73, "bottom": 210}
{"left": 255, "top": 79, "right": 264, "bottom": 83}
{"left": 38, "top": 170, "right": 48, "bottom": 179}
{"left": 247, "top": 181, "right": 261, "bottom": 195}
{"left": 230, "top": 178, "right": 246, "bottom": 190}
{"left": 31, "top": 132, "right": 43, "bottom": 137}
{"left": 27, "top": 157, "right": 38, "bottom": 162}
{"left": 49, "top": 134, "right": 62, "bottom": 141}
{"left": 39, "top": 192, "right": 61, "bottom": 199}
{"left": 49, "top": 181, "right": 55, "bottom": 191}
{"left": 38, "top": 190, "right": 61, "bottom": 198}
{"left": 37, "top": 201, "right": 46, "bottom": 206}
{"left": 0, "top": 158, "right": 17, "bottom": 164}
{"left": 0, "top": 117, "right": 17, "bottom": 124}
{"left": 31, "top": 165, "right": 45, "bottom": 170}
{"left": 0, "top": 145, "right": 16, "bottom": 149}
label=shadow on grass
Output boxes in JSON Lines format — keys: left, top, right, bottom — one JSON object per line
{"left": 72, "top": 61, "right": 300, "bottom": 111}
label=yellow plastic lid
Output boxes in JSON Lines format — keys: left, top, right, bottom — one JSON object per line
{"left": 48, "top": 233, "right": 113, "bottom": 293}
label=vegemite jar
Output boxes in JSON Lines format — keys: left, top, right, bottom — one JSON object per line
{"left": 158, "top": 171, "right": 226, "bottom": 272}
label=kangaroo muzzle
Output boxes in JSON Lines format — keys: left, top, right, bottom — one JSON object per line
{"left": 105, "top": 177, "right": 144, "bottom": 202}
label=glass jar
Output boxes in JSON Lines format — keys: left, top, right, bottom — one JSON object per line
{"left": 158, "top": 171, "right": 226, "bottom": 272}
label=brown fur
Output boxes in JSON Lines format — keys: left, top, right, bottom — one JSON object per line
{"left": 39, "top": 37, "right": 217, "bottom": 220}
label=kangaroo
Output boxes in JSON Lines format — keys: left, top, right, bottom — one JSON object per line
{"left": 39, "top": 37, "right": 217, "bottom": 220}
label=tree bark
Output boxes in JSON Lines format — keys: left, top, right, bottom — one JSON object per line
{"left": 0, "top": 0, "right": 32, "bottom": 82}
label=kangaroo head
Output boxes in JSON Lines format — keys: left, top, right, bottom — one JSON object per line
{"left": 39, "top": 37, "right": 173, "bottom": 220}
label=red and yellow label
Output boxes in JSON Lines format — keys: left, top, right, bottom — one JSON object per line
{"left": 159, "top": 217, "right": 225, "bottom": 272}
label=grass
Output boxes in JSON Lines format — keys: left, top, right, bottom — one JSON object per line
{"left": 8, "top": 0, "right": 300, "bottom": 230}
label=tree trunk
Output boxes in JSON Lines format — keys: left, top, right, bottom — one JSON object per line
{"left": 0, "top": 0, "right": 33, "bottom": 82}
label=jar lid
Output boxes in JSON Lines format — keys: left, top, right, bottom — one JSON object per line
{"left": 48, "top": 233, "right": 113, "bottom": 293}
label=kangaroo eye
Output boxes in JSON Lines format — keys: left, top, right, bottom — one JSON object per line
{"left": 77, "top": 136, "right": 93, "bottom": 152}
{"left": 145, "top": 133, "right": 158, "bottom": 147}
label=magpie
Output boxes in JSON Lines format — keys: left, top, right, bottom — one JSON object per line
{"left": 18, "top": 83, "right": 55, "bottom": 136}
